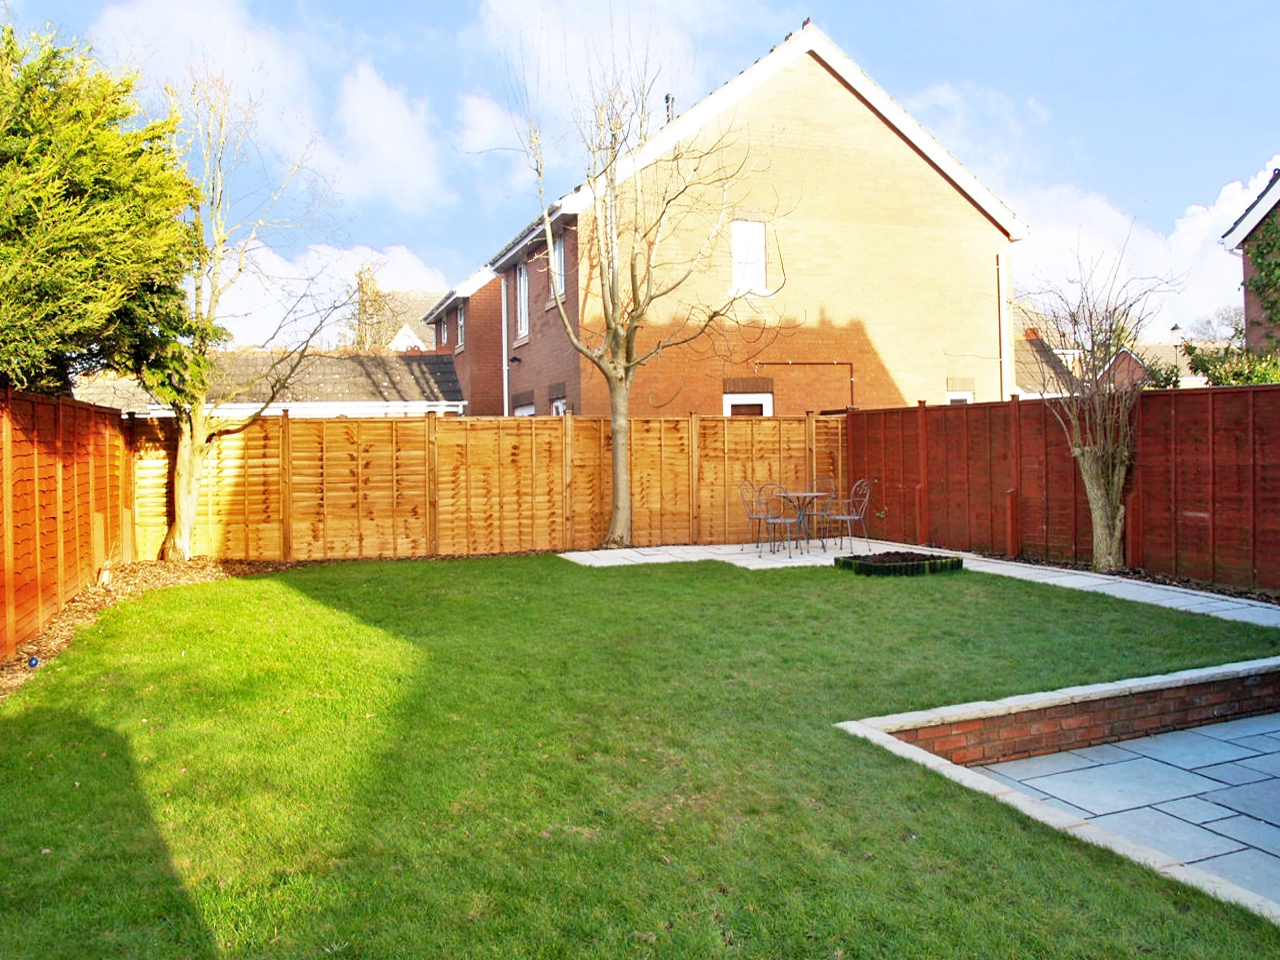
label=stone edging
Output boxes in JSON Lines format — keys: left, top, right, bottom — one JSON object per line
{"left": 837, "top": 655, "right": 1280, "bottom": 926}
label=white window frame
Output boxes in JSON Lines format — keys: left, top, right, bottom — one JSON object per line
{"left": 551, "top": 234, "right": 566, "bottom": 296}
{"left": 456, "top": 302, "right": 465, "bottom": 348}
{"left": 550, "top": 397, "right": 568, "bottom": 416}
{"left": 731, "top": 220, "right": 767, "bottom": 296}
{"left": 722, "top": 392, "right": 774, "bottom": 417}
{"left": 513, "top": 403, "right": 536, "bottom": 417}
{"left": 438, "top": 317, "right": 448, "bottom": 345}
{"left": 515, "top": 262, "right": 529, "bottom": 340}
{"left": 946, "top": 390, "right": 974, "bottom": 405}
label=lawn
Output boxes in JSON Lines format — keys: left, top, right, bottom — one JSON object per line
{"left": 2, "top": 555, "right": 1279, "bottom": 958}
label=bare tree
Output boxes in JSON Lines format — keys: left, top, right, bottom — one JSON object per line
{"left": 1019, "top": 256, "right": 1172, "bottom": 572}
{"left": 140, "top": 71, "right": 337, "bottom": 561}
{"left": 525, "top": 63, "right": 783, "bottom": 546}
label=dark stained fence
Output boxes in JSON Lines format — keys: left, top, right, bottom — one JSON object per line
{"left": 848, "top": 385, "right": 1280, "bottom": 591}
{"left": 1, "top": 389, "right": 134, "bottom": 659}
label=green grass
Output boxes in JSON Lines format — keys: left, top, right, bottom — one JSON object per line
{"left": 2, "top": 556, "right": 1279, "bottom": 958}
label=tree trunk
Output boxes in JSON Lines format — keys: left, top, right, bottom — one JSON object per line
{"left": 1074, "top": 446, "right": 1128, "bottom": 573}
{"left": 160, "top": 405, "right": 208, "bottom": 562}
{"left": 602, "top": 377, "right": 632, "bottom": 547}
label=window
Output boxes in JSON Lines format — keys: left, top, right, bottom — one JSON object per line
{"left": 731, "top": 220, "right": 767, "bottom": 296}
{"left": 722, "top": 392, "right": 773, "bottom": 416}
{"left": 438, "top": 318, "right": 448, "bottom": 345}
{"left": 516, "top": 262, "right": 529, "bottom": 339}
{"left": 513, "top": 403, "right": 536, "bottom": 417}
{"left": 551, "top": 234, "right": 566, "bottom": 296}
{"left": 946, "top": 391, "right": 974, "bottom": 405}
{"left": 457, "top": 302, "right": 465, "bottom": 347}
{"left": 550, "top": 397, "right": 568, "bottom": 416}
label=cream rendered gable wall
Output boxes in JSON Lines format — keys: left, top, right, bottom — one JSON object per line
{"left": 575, "top": 50, "right": 1016, "bottom": 416}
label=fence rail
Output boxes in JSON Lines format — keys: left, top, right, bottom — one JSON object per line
{"left": 1, "top": 390, "right": 133, "bottom": 659}
{"left": 847, "top": 386, "right": 1280, "bottom": 592}
{"left": 131, "top": 413, "right": 848, "bottom": 562}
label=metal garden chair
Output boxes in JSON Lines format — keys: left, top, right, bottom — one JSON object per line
{"left": 757, "top": 481, "right": 804, "bottom": 556}
{"left": 828, "top": 478, "right": 872, "bottom": 550}
{"left": 739, "top": 479, "right": 768, "bottom": 552}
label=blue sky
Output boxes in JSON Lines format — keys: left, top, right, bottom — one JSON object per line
{"left": 19, "top": 0, "right": 1280, "bottom": 342}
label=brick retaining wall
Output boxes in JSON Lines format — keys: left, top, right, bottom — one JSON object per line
{"left": 891, "top": 670, "right": 1280, "bottom": 767}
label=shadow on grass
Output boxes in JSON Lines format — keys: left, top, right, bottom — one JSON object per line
{"left": 0, "top": 708, "right": 216, "bottom": 960}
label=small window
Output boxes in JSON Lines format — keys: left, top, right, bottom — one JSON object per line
{"left": 731, "top": 220, "right": 767, "bottom": 296}
{"left": 722, "top": 391, "right": 773, "bottom": 416}
{"left": 551, "top": 234, "right": 566, "bottom": 296}
{"left": 946, "top": 391, "right": 974, "bottom": 405}
{"left": 457, "top": 303, "right": 466, "bottom": 347}
{"left": 550, "top": 397, "right": 568, "bottom": 416}
{"left": 516, "top": 262, "right": 529, "bottom": 339}
{"left": 513, "top": 403, "right": 536, "bottom": 417}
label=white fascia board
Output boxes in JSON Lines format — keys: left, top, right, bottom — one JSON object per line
{"left": 423, "top": 267, "right": 497, "bottom": 323}
{"left": 556, "top": 23, "right": 1028, "bottom": 241}
{"left": 1223, "top": 172, "right": 1280, "bottom": 250}
{"left": 140, "top": 401, "right": 467, "bottom": 419}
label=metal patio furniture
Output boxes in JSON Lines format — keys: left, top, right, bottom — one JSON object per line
{"left": 828, "top": 478, "right": 872, "bottom": 550}
{"left": 757, "top": 481, "right": 805, "bottom": 556}
{"left": 739, "top": 479, "right": 768, "bottom": 552}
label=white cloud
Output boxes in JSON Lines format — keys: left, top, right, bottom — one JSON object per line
{"left": 217, "top": 243, "right": 449, "bottom": 348}
{"left": 89, "top": 0, "right": 452, "bottom": 215}
{"left": 455, "top": 91, "right": 538, "bottom": 195}
{"left": 320, "top": 62, "right": 453, "bottom": 213}
{"left": 1010, "top": 157, "right": 1280, "bottom": 341}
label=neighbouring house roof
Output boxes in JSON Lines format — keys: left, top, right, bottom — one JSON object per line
{"left": 423, "top": 267, "right": 498, "bottom": 324}
{"left": 75, "top": 353, "right": 465, "bottom": 417}
{"left": 1223, "top": 168, "right": 1280, "bottom": 250}
{"left": 1013, "top": 336, "right": 1076, "bottom": 396}
{"left": 490, "top": 21, "right": 1027, "bottom": 268}
{"left": 381, "top": 290, "right": 446, "bottom": 351}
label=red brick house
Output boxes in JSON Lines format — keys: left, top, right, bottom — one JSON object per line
{"left": 423, "top": 267, "right": 505, "bottom": 414}
{"left": 1223, "top": 167, "right": 1280, "bottom": 353}
{"left": 445, "top": 22, "right": 1027, "bottom": 417}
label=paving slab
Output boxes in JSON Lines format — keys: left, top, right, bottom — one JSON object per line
{"left": 1240, "top": 753, "right": 1280, "bottom": 778}
{"left": 1155, "top": 797, "right": 1238, "bottom": 824}
{"left": 1205, "top": 780, "right": 1280, "bottom": 827}
{"left": 1195, "top": 849, "right": 1280, "bottom": 903}
{"left": 1197, "top": 715, "right": 1280, "bottom": 741}
{"left": 1232, "top": 734, "right": 1280, "bottom": 754}
{"left": 985, "top": 751, "right": 1098, "bottom": 780}
{"left": 1068, "top": 743, "right": 1140, "bottom": 764}
{"left": 1090, "top": 808, "right": 1246, "bottom": 863}
{"left": 973, "top": 768, "right": 1050, "bottom": 800}
{"left": 1198, "top": 762, "right": 1274, "bottom": 786}
{"left": 1120, "top": 729, "right": 1260, "bottom": 769}
{"left": 1210, "top": 817, "right": 1280, "bottom": 858}
{"left": 1025, "top": 758, "right": 1223, "bottom": 816}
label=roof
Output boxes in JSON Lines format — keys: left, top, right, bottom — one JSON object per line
{"left": 381, "top": 290, "right": 446, "bottom": 349}
{"left": 1223, "top": 168, "right": 1280, "bottom": 250}
{"left": 210, "top": 352, "right": 463, "bottom": 405}
{"left": 492, "top": 20, "right": 1026, "bottom": 267}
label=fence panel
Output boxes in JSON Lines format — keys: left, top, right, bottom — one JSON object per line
{"left": 848, "top": 386, "right": 1280, "bottom": 592}
{"left": 1, "top": 391, "right": 131, "bottom": 659}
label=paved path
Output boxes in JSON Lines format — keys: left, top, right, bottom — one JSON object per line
{"left": 562, "top": 538, "right": 1280, "bottom": 628}
{"left": 560, "top": 537, "right": 1280, "bottom": 919}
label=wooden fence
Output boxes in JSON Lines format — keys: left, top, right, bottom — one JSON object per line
{"left": 1, "top": 390, "right": 133, "bottom": 659}
{"left": 847, "top": 386, "right": 1280, "bottom": 591}
{"left": 131, "top": 413, "right": 848, "bottom": 561}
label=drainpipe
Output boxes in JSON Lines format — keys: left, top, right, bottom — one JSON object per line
{"left": 501, "top": 273, "right": 510, "bottom": 416}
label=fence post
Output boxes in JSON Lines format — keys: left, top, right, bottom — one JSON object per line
{"left": 688, "top": 413, "right": 700, "bottom": 544}
{"left": 1006, "top": 394, "right": 1021, "bottom": 557}
{"left": 562, "top": 413, "right": 574, "bottom": 551}
{"left": 55, "top": 398, "right": 66, "bottom": 603}
{"left": 2, "top": 387, "right": 14, "bottom": 657}
{"left": 915, "top": 400, "right": 929, "bottom": 545}
{"left": 427, "top": 413, "right": 439, "bottom": 556}
{"left": 280, "top": 410, "right": 293, "bottom": 562}
{"left": 805, "top": 411, "right": 817, "bottom": 488}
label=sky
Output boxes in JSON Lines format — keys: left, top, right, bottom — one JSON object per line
{"left": 18, "top": 0, "right": 1280, "bottom": 344}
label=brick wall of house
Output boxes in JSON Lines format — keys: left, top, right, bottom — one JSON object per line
{"left": 452, "top": 280, "right": 506, "bottom": 416}
{"left": 505, "top": 222, "right": 582, "bottom": 413}
{"left": 1244, "top": 229, "right": 1271, "bottom": 352}
{"left": 893, "top": 671, "right": 1280, "bottom": 767}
